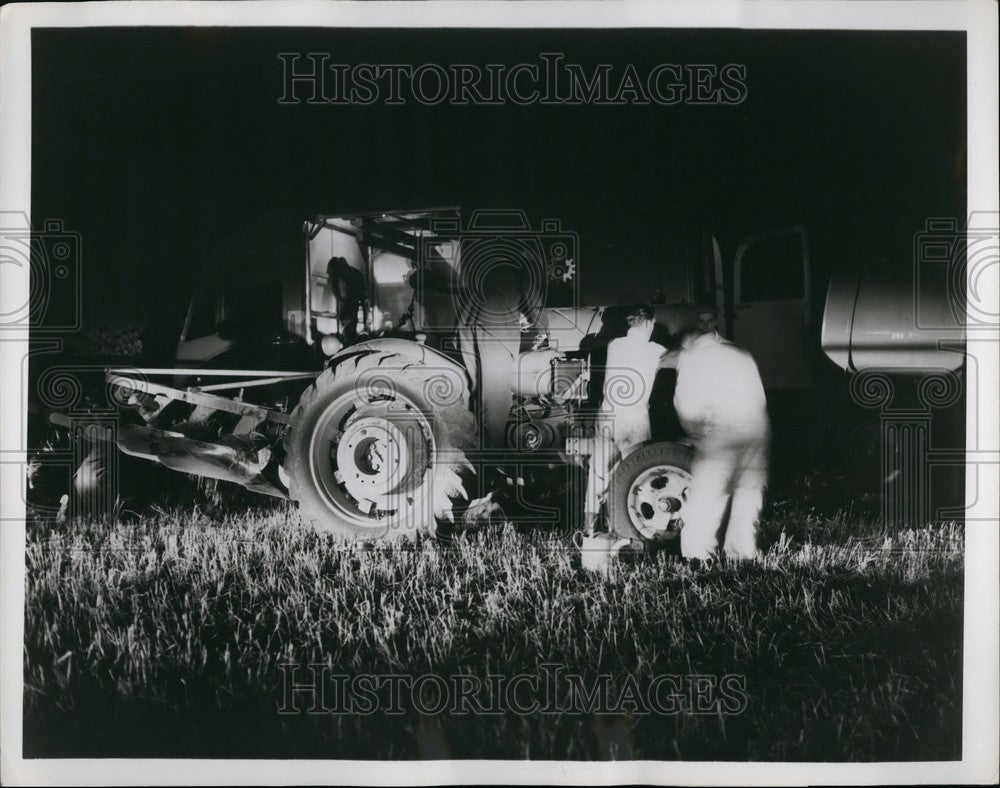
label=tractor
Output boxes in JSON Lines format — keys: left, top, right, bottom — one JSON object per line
{"left": 102, "top": 208, "right": 718, "bottom": 542}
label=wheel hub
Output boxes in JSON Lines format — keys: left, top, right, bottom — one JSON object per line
{"left": 335, "top": 416, "right": 412, "bottom": 507}
{"left": 627, "top": 465, "right": 690, "bottom": 539}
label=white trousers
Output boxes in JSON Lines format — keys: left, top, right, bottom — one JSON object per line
{"left": 680, "top": 428, "right": 769, "bottom": 560}
{"left": 584, "top": 407, "right": 650, "bottom": 521}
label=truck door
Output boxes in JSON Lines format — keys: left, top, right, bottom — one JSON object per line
{"left": 731, "top": 225, "right": 813, "bottom": 390}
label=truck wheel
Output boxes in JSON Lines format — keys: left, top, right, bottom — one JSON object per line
{"left": 283, "top": 350, "right": 475, "bottom": 540}
{"left": 606, "top": 441, "right": 693, "bottom": 543}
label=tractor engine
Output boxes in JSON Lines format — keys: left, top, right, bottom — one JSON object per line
{"left": 505, "top": 349, "right": 589, "bottom": 455}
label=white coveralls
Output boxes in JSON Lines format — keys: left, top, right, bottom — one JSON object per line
{"left": 584, "top": 329, "right": 666, "bottom": 524}
{"left": 673, "top": 332, "right": 770, "bottom": 560}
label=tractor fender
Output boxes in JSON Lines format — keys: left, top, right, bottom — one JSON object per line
{"left": 332, "top": 338, "right": 470, "bottom": 387}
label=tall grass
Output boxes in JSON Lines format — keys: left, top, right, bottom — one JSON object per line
{"left": 23, "top": 503, "right": 963, "bottom": 760}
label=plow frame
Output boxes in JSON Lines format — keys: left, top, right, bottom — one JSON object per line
{"left": 104, "top": 367, "right": 322, "bottom": 497}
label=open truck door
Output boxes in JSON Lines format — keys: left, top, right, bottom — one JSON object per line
{"left": 731, "top": 225, "right": 813, "bottom": 390}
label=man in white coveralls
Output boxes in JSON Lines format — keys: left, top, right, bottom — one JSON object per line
{"left": 673, "top": 311, "right": 771, "bottom": 561}
{"left": 584, "top": 304, "right": 666, "bottom": 535}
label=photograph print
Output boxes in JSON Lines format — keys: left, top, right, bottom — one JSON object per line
{"left": 1, "top": 1, "right": 997, "bottom": 784}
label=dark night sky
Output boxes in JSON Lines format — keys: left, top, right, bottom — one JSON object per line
{"left": 31, "top": 27, "right": 965, "bottom": 342}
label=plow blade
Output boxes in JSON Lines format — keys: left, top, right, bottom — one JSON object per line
{"left": 116, "top": 424, "right": 287, "bottom": 498}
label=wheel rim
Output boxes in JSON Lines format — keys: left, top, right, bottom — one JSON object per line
{"left": 626, "top": 463, "right": 690, "bottom": 539}
{"left": 335, "top": 416, "right": 412, "bottom": 503}
{"left": 308, "top": 389, "right": 434, "bottom": 528}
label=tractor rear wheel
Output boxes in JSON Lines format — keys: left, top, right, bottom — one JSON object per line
{"left": 282, "top": 350, "right": 475, "bottom": 540}
{"left": 606, "top": 441, "right": 693, "bottom": 543}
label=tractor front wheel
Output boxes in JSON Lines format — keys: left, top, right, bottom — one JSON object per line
{"left": 606, "top": 441, "right": 693, "bottom": 544}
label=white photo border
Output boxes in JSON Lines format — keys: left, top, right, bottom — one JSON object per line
{"left": 1, "top": 1, "right": 997, "bottom": 785}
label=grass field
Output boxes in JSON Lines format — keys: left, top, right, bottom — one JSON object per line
{"left": 22, "top": 499, "right": 963, "bottom": 761}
